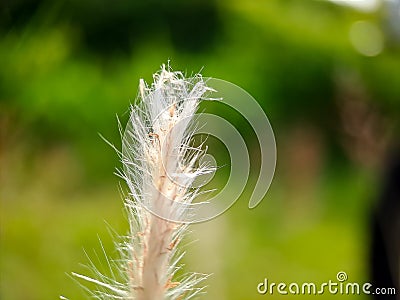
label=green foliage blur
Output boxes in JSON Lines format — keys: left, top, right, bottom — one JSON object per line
{"left": 1, "top": 0, "right": 399, "bottom": 299}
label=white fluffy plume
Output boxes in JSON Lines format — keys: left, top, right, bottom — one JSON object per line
{"left": 71, "top": 65, "right": 215, "bottom": 300}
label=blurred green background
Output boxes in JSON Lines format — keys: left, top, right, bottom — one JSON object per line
{"left": 1, "top": 0, "right": 399, "bottom": 299}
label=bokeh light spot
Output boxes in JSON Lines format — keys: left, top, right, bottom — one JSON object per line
{"left": 349, "top": 21, "right": 384, "bottom": 57}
